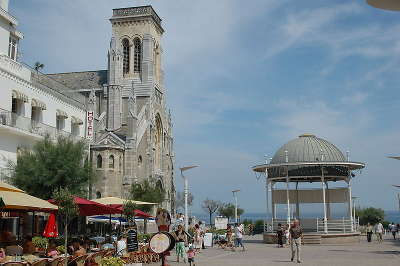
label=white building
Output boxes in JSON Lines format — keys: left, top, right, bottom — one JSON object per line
{"left": 0, "top": 0, "right": 87, "bottom": 179}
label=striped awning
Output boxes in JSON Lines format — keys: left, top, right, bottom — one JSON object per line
{"left": 71, "top": 116, "right": 83, "bottom": 125}
{"left": 31, "top": 98, "right": 47, "bottom": 110}
{"left": 56, "top": 109, "right": 68, "bottom": 118}
{"left": 12, "top": 90, "right": 28, "bottom": 103}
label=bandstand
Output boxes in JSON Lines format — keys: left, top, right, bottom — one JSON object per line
{"left": 252, "top": 134, "right": 365, "bottom": 244}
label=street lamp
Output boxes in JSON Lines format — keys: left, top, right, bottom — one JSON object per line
{"left": 180, "top": 165, "right": 198, "bottom": 231}
{"left": 232, "top": 189, "right": 240, "bottom": 224}
{"left": 367, "top": 0, "right": 400, "bottom": 11}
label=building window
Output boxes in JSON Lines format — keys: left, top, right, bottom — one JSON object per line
{"left": 31, "top": 107, "right": 41, "bottom": 126}
{"left": 138, "top": 155, "right": 142, "bottom": 167}
{"left": 119, "top": 156, "right": 122, "bottom": 172}
{"left": 8, "top": 36, "right": 18, "bottom": 60}
{"left": 122, "top": 38, "right": 130, "bottom": 74}
{"left": 133, "top": 38, "right": 141, "bottom": 73}
{"left": 96, "top": 191, "right": 102, "bottom": 199}
{"left": 109, "top": 155, "right": 115, "bottom": 168}
{"left": 56, "top": 117, "right": 65, "bottom": 130}
{"left": 71, "top": 123, "right": 80, "bottom": 136}
{"left": 97, "top": 154, "right": 102, "bottom": 168}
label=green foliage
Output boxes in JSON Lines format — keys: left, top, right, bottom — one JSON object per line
{"left": 218, "top": 203, "right": 244, "bottom": 222}
{"left": 122, "top": 200, "right": 137, "bottom": 224}
{"left": 52, "top": 188, "right": 78, "bottom": 220}
{"left": 254, "top": 219, "right": 264, "bottom": 228}
{"left": 137, "top": 233, "right": 151, "bottom": 243}
{"left": 129, "top": 177, "right": 165, "bottom": 212}
{"left": 11, "top": 135, "right": 93, "bottom": 199}
{"left": 206, "top": 228, "right": 226, "bottom": 235}
{"left": 101, "top": 257, "right": 125, "bottom": 266}
{"left": 32, "top": 236, "right": 48, "bottom": 249}
{"left": 356, "top": 207, "right": 385, "bottom": 225}
{"left": 56, "top": 245, "right": 65, "bottom": 254}
{"left": 242, "top": 219, "right": 253, "bottom": 226}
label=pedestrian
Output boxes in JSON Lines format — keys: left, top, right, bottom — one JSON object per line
{"left": 276, "top": 223, "right": 284, "bottom": 248}
{"left": 248, "top": 223, "right": 254, "bottom": 236}
{"left": 199, "top": 221, "right": 206, "bottom": 249}
{"left": 234, "top": 223, "right": 245, "bottom": 251}
{"left": 390, "top": 223, "right": 397, "bottom": 240}
{"left": 187, "top": 247, "right": 196, "bottom": 266}
{"left": 173, "top": 225, "right": 187, "bottom": 263}
{"left": 226, "top": 225, "right": 235, "bottom": 251}
{"left": 375, "top": 221, "right": 383, "bottom": 243}
{"left": 284, "top": 224, "right": 290, "bottom": 247}
{"left": 289, "top": 220, "right": 303, "bottom": 263}
{"left": 366, "top": 223, "right": 373, "bottom": 242}
{"left": 193, "top": 224, "right": 203, "bottom": 252}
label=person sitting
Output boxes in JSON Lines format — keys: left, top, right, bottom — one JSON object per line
{"left": 71, "top": 239, "right": 86, "bottom": 258}
{"left": 116, "top": 235, "right": 126, "bottom": 256}
{"left": 46, "top": 240, "right": 59, "bottom": 257}
{"left": 0, "top": 248, "right": 6, "bottom": 263}
{"left": 22, "top": 235, "right": 35, "bottom": 254}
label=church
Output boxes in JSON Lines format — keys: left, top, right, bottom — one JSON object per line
{"left": 45, "top": 6, "right": 175, "bottom": 212}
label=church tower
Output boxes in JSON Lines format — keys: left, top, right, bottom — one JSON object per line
{"left": 93, "top": 6, "right": 174, "bottom": 211}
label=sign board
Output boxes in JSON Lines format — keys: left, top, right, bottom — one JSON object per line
{"left": 126, "top": 229, "right": 138, "bottom": 252}
{"left": 86, "top": 111, "right": 94, "bottom": 140}
{"left": 214, "top": 216, "right": 228, "bottom": 230}
{"left": 203, "top": 233, "right": 213, "bottom": 247}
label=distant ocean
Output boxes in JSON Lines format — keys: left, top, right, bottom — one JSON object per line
{"left": 192, "top": 210, "right": 400, "bottom": 224}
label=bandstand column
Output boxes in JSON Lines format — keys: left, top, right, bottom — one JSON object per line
{"left": 325, "top": 181, "right": 331, "bottom": 219}
{"left": 321, "top": 166, "right": 328, "bottom": 233}
{"left": 295, "top": 182, "right": 300, "bottom": 219}
{"left": 285, "top": 151, "right": 291, "bottom": 225}
{"left": 348, "top": 178, "right": 354, "bottom": 232}
{"left": 271, "top": 182, "right": 276, "bottom": 220}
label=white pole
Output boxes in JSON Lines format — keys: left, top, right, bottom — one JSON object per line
{"left": 183, "top": 173, "right": 189, "bottom": 232}
{"left": 321, "top": 166, "right": 328, "bottom": 233}
{"left": 285, "top": 151, "right": 291, "bottom": 225}
{"left": 348, "top": 180, "right": 353, "bottom": 232}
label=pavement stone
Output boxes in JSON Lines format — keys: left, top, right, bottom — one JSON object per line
{"left": 145, "top": 234, "right": 400, "bottom": 266}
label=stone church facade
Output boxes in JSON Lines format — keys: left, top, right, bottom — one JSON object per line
{"left": 48, "top": 6, "right": 175, "bottom": 212}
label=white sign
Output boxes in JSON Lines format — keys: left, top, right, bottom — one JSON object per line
{"left": 203, "top": 233, "right": 213, "bottom": 247}
{"left": 86, "top": 111, "right": 94, "bottom": 140}
{"left": 214, "top": 216, "right": 228, "bottom": 230}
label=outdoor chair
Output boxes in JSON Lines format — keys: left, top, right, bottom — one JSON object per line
{"left": 68, "top": 255, "right": 87, "bottom": 266}
{"left": 3, "top": 262, "right": 26, "bottom": 266}
{"left": 30, "top": 259, "right": 48, "bottom": 266}
{"left": 5, "top": 245, "right": 23, "bottom": 256}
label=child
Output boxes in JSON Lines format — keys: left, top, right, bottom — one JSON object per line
{"left": 187, "top": 247, "right": 196, "bottom": 266}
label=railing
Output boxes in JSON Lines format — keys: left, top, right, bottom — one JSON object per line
{"left": 0, "top": 108, "right": 83, "bottom": 141}
{"left": 264, "top": 218, "right": 359, "bottom": 234}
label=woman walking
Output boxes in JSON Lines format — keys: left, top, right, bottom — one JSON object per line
{"left": 276, "top": 223, "right": 284, "bottom": 248}
{"left": 173, "top": 225, "right": 188, "bottom": 263}
{"left": 193, "top": 224, "right": 203, "bottom": 252}
{"left": 366, "top": 223, "right": 373, "bottom": 242}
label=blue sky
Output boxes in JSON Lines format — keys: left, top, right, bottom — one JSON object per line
{"left": 10, "top": 0, "right": 400, "bottom": 214}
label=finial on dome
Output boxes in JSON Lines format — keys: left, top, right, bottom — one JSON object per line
{"left": 299, "top": 133, "right": 316, "bottom": 138}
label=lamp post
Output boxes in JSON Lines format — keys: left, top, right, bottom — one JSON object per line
{"left": 180, "top": 165, "right": 198, "bottom": 231}
{"left": 232, "top": 189, "right": 240, "bottom": 224}
{"left": 367, "top": 0, "right": 400, "bottom": 11}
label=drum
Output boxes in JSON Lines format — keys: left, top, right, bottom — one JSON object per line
{"left": 149, "top": 232, "right": 176, "bottom": 254}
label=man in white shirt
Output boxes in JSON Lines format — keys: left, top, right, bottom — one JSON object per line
{"left": 234, "top": 223, "right": 245, "bottom": 251}
{"left": 375, "top": 222, "right": 383, "bottom": 243}
{"left": 116, "top": 235, "right": 127, "bottom": 256}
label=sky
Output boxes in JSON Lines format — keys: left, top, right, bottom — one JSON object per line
{"left": 9, "top": 0, "right": 400, "bottom": 214}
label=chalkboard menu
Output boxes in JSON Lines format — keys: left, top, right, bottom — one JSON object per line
{"left": 126, "top": 229, "right": 138, "bottom": 252}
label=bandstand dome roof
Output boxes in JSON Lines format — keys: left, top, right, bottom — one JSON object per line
{"left": 271, "top": 134, "right": 346, "bottom": 164}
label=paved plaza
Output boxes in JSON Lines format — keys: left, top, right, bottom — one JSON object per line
{"left": 155, "top": 234, "right": 400, "bottom": 266}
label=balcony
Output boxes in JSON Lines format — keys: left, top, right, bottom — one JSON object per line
{"left": 0, "top": 55, "right": 31, "bottom": 81}
{"left": 0, "top": 108, "right": 83, "bottom": 141}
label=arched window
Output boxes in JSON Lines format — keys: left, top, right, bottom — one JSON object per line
{"left": 138, "top": 155, "right": 143, "bottom": 167}
{"left": 154, "top": 114, "right": 163, "bottom": 171}
{"left": 133, "top": 38, "right": 141, "bottom": 73}
{"left": 96, "top": 191, "right": 102, "bottom": 199}
{"left": 97, "top": 154, "right": 102, "bottom": 168}
{"left": 122, "top": 38, "right": 130, "bottom": 74}
{"left": 109, "top": 155, "right": 115, "bottom": 168}
{"left": 119, "top": 156, "right": 122, "bottom": 172}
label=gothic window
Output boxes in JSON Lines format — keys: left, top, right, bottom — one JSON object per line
{"left": 122, "top": 38, "right": 130, "bottom": 74}
{"left": 133, "top": 38, "right": 141, "bottom": 73}
{"left": 154, "top": 114, "right": 163, "bottom": 171}
{"left": 119, "top": 156, "right": 122, "bottom": 172}
{"left": 109, "top": 155, "right": 115, "bottom": 168}
{"left": 96, "top": 191, "right": 102, "bottom": 199}
{"left": 138, "top": 155, "right": 143, "bottom": 167}
{"left": 97, "top": 154, "right": 102, "bottom": 168}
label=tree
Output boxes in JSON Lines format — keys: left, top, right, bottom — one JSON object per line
{"left": 202, "top": 199, "right": 221, "bottom": 226}
{"left": 52, "top": 188, "right": 78, "bottom": 266}
{"left": 356, "top": 207, "right": 385, "bottom": 225}
{"left": 34, "top": 61, "right": 44, "bottom": 72}
{"left": 175, "top": 191, "right": 194, "bottom": 212}
{"left": 129, "top": 177, "right": 165, "bottom": 212}
{"left": 123, "top": 200, "right": 137, "bottom": 226}
{"left": 10, "top": 135, "right": 93, "bottom": 199}
{"left": 218, "top": 203, "right": 244, "bottom": 222}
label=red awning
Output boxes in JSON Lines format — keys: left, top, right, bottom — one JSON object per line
{"left": 49, "top": 196, "right": 121, "bottom": 216}
{"left": 112, "top": 204, "right": 153, "bottom": 218}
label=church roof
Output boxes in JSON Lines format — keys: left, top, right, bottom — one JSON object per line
{"left": 46, "top": 70, "right": 108, "bottom": 91}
